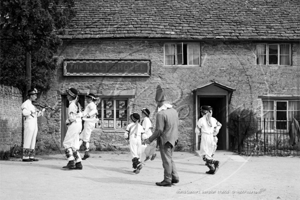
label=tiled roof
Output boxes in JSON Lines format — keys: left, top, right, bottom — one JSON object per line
{"left": 61, "top": 0, "right": 300, "bottom": 40}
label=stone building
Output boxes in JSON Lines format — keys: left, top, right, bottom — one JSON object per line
{"left": 38, "top": 0, "right": 300, "bottom": 152}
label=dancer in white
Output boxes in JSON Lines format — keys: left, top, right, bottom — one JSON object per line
{"left": 124, "top": 113, "right": 144, "bottom": 174}
{"left": 63, "top": 88, "right": 83, "bottom": 170}
{"left": 195, "top": 105, "right": 222, "bottom": 174}
{"left": 80, "top": 93, "right": 98, "bottom": 160}
{"left": 21, "top": 88, "right": 45, "bottom": 162}
{"left": 140, "top": 108, "right": 156, "bottom": 162}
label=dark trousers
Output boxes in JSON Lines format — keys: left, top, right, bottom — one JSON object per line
{"left": 159, "top": 141, "right": 179, "bottom": 182}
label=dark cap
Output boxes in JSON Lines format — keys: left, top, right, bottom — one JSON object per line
{"left": 66, "top": 88, "right": 78, "bottom": 98}
{"left": 155, "top": 85, "right": 166, "bottom": 102}
{"left": 130, "top": 113, "right": 140, "bottom": 122}
{"left": 141, "top": 108, "right": 150, "bottom": 117}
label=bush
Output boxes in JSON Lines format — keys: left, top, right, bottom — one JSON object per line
{"left": 228, "top": 109, "right": 258, "bottom": 153}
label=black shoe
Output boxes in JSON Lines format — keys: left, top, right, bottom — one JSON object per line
{"left": 150, "top": 154, "right": 156, "bottom": 161}
{"left": 30, "top": 158, "right": 39, "bottom": 161}
{"left": 156, "top": 181, "right": 172, "bottom": 187}
{"left": 22, "top": 158, "right": 32, "bottom": 162}
{"left": 134, "top": 169, "right": 140, "bottom": 174}
{"left": 172, "top": 179, "right": 179, "bottom": 184}
{"left": 144, "top": 156, "right": 150, "bottom": 162}
{"left": 82, "top": 152, "right": 90, "bottom": 160}
{"left": 62, "top": 160, "right": 76, "bottom": 169}
{"left": 213, "top": 161, "right": 220, "bottom": 174}
{"left": 206, "top": 170, "right": 215, "bottom": 174}
{"left": 75, "top": 162, "right": 83, "bottom": 170}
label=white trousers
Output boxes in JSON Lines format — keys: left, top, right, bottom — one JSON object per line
{"left": 129, "top": 137, "right": 142, "bottom": 159}
{"left": 80, "top": 121, "right": 95, "bottom": 142}
{"left": 23, "top": 118, "right": 38, "bottom": 149}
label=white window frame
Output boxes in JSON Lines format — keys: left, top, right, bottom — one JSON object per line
{"left": 97, "top": 98, "right": 128, "bottom": 130}
{"left": 164, "top": 42, "right": 200, "bottom": 66}
{"left": 256, "top": 43, "right": 291, "bottom": 66}
{"left": 261, "top": 100, "right": 300, "bottom": 132}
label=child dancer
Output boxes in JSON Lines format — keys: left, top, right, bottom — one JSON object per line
{"left": 140, "top": 108, "right": 156, "bottom": 162}
{"left": 124, "top": 113, "right": 144, "bottom": 174}
{"left": 195, "top": 105, "right": 222, "bottom": 174}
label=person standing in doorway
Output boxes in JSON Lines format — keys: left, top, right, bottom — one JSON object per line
{"left": 195, "top": 105, "right": 222, "bottom": 174}
{"left": 80, "top": 93, "right": 98, "bottom": 160}
{"left": 144, "top": 85, "right": 179, "bottom": 187}
{"left": 21, "top": 88, "right": 45, "bottom": 162}
{"left": 63, "top": 88, "right": 83, "bottom": 170}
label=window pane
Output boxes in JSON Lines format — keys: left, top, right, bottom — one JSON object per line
{"left": 268, "top": 45, "right": 278, "bottom": 64}
{"left": 165, "top": 44, "right": 175, "bottom": 65}
{"left": 256, "top": 44, "right": 266, "bottom": 65}
{"left": 280, "top": 55, "right": 290, "bottom": 65}
{"left": 188, "top": 43, "right": 200, "bottom": 65}
{"left": 277, "top": 102, "right": 287, "bottom": 110}
{"left": 280, "top": 44, "right": 290, "bottom": 54}
{"left": 177, "top": 44, "right": 183, "bottom": 65}
{"left": 263, "top": 101, "right": 274, "bottom": 110}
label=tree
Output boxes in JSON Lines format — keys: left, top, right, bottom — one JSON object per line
{"left": 0, "top": 0, "right": 76, "bottom": 96}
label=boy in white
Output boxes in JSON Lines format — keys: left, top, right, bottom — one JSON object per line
{"left": 195, "top": 105, "right": 222, "bottom": 174}
{"left": 124, "top": 113, "right": 144, "bottom": 174}
{"left": 80, "top": 93, "right": 98, "bottom": 160}
{"left": 140, "top": 108, "right": 156, "bottom": 162}
{"left": 63, "top": 88, "right": 83, "bottom": 170}
{"left": 21, "top": 88, "right": 45, "bottom": 162}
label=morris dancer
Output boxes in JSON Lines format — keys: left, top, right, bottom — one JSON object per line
{"left": 21, "top": 88, "right": 45, "bottom": 162}
{"left": 63, "top": 88, "right": 83, "bottom": 170}
{"left": 195, "top": 105, "right": 222, "bottom": 174}
{"left": 140, "top": 108, "right": 156, "bottom": 162}
{"left": 80, "top": 93, "right": 98, "bottom": 160}
{"left": 124, "top": 113, "right": 144, "bottom": 174}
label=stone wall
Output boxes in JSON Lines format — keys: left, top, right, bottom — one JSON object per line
{"left": 0, "top": 85, "right": 23, "bottom": 159}
{"left": 35, "top": 40, "right": 300, "bottom": 152}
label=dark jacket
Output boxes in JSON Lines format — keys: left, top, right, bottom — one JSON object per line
{"left": 149, "top": 107, "right": 179, "bottom": 147}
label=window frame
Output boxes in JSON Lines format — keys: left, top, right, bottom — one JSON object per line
{"left": 97, "top": 98, "right": 129, "bottom": 130}
{"left": 164, "top": 42, "right": 200, "bottom": 67}
{"left": 256, "top": 43, "right": 292, "bottom": 66}
{"left": 261, "top": 99, "right": 300, "bottom": 132}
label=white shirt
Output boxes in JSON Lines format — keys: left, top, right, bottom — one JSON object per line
{"left": 21, "top": 99, "right": 42, "bottom": 119}
{"left": 82, "top": 102, "right": 98, "bottom": 118}
{"left": 195, "top": 116, "right": 222, "bottom": 136}
{"left": 124, "top": 122, "right": 145, "bottom": 139}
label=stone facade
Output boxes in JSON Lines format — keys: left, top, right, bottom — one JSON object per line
{"left": 35, "top": 39, "right": 300, "bottom": 152}
{"left": 0, "top": 85, "right": 23, "bottom": 159}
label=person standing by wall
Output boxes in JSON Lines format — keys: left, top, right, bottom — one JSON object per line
{"left": 63, "top": 88, "right": 83, "bottom": 170}
{"left": 80, "top": 93, "right": 98, "bottom": 160}
{"left": 21, "top": 88, "right": 45, "bottom": 162}
{"left": 144, "top": 85, "right": 179, "bottom": 187}
{"left": 195, "top": 105, "right": 222, "bottom": 174}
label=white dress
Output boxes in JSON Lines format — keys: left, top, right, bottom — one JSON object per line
{"left": 195, "top": 116, "right": 221, "bottom": 159}
{"left": 63, "top": 100, "right": 82, "bottom": 150}
{"left": 141, "top": 117, "right": 156, "bottom": 158}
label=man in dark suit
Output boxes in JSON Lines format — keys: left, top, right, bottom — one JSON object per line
{"left": 144, "top": 85, "right": 179, "bottom": 187}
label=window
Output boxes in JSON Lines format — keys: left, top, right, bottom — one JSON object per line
{"left": 256, "top": 44, "right": 291, "bottom": 65}
{"left": 97, "top": 99, "right": 128, "bottom": 129}
{"left": 164, "top": 42, "right": 200, "bottom": 66}
{"left": 262, "top": 100, "right": 300, "bottom": 130}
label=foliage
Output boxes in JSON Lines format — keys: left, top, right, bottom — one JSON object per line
{"left": 228, "top": 108, "right": 259, "bottom": 152}
{"left": 0, "top": 0, "right": 76, "bottom": 94}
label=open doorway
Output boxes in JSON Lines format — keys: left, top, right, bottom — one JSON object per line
{"left": 198, "top": 96, "right": 226, "bottom": 150}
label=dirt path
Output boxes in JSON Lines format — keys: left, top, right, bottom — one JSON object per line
{"left": 0, "top": 151, "right": 299, "bottom": 200}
